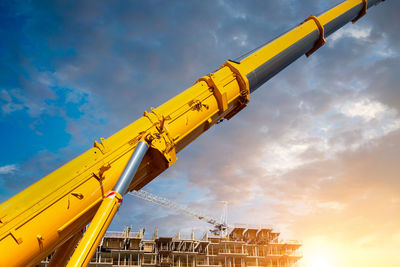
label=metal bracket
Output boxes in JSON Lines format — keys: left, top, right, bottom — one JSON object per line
{"left": 213, "top": 85, "right": 229, "bottom": 113}
{"left": 93, "top": 137, "right": 109, "bottom": 154}
{"left": 224, "top": 60, "right": 250, "bottom": 103}
{"left": 189, "top": 99, "right": 209, "bottom": 112}
{"left": 304, "top": 15, "right": 326, "bottom": 57}
{"left": 198, "top": 75, "right": 229, "bottom": 113}
{"left": 71, "top": 192, "right": 84, "bottom": 200}
{"left": 143, "top": 108, "right": 177, "bottom": 166}
{"left": 352, "top": 0, "right": 367, "bottom": 23}
{"left": 10, "top": 230, "right": 23, "bottom": 245}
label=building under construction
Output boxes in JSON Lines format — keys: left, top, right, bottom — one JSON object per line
{"left": 39, "top": 225, "right": 302, "bottom": 267}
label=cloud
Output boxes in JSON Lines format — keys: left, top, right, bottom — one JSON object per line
{"left": 329, "top": 25, "right": 372, "bottom": 47}
{"left": 0, "top": 1, "right": 399, "bottom": 266}
{"left": 338, "top": 98, "right": 387, "bottom": 121}
{"left": 0, "top": 164, "right": 17, "bottom": 175}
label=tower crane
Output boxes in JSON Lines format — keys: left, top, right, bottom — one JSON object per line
{"left": 0, "top": 1, "right": 386, "bottom": 266}
{"left": 129, "top": 190, "right": 231, "bottom": 237}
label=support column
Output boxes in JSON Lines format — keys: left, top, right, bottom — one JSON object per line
{"left": 66, "top": 141, "right": 149, "bottom": 267}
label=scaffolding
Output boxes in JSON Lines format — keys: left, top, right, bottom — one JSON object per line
{"left": 39, "top": 226, "right": 301, "bottom": 267}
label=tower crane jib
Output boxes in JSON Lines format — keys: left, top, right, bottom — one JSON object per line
{"left": 129, "top": 190, "right": 231, "bottom": 236}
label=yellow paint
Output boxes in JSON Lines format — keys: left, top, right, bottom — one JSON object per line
{"left": 66, "top": 192, "right": 122, "bottom": 267}
{"left": 0, "top": 0, "right": 382, "bottom": 265}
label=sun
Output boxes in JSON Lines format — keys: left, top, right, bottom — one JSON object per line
{"left": 301, "top": 238, "right": 338, "bottom": 267}
{"left": 306, "top": 252, "right": 335, "bottom": 267}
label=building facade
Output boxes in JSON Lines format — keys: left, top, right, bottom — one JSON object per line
{"left": 40, "top": 226, "right": 302, "bottom": 267}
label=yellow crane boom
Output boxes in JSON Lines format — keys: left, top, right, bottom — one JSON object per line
{"left": 0, "top": 0, "right": 385, "bottom": 266}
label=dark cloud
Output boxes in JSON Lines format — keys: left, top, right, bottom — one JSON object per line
{"left": 0, "top": 1, "right": 399, "bottom": 265}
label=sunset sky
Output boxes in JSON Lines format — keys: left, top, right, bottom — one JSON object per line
{"left": 0, "top": 1, "right": 399, "bottom": 266}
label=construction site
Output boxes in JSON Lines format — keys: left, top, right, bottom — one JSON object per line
{"left": 38, "top": 189, "right": 303, "bottom": 267}
{"left": 39, "top": 225, "right": 302, "bottom": 267}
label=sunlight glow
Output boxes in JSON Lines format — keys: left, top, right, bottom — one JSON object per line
{"left": 301, "top": 237, "right": 338, "bottom": 267}
{"left": 307, "top": 251, "right": 335, "bottom": 267}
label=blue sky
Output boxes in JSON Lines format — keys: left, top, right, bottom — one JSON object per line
{"left": 1, "top": 1, "right": 399, "bottom": 266}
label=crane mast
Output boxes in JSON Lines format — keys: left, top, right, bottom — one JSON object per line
{"left": 0, "top": 1, "right": 385, "bottom": 266}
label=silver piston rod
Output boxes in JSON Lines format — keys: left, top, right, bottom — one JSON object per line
{"left": 113, "top": 141, "right": 149, "bottom": 195}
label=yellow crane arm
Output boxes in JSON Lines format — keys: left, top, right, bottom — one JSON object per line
{"left": 0, "top": 0, "right": 384, "bottom": 265}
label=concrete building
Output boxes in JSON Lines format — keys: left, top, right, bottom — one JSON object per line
{"left": 40, "top": 225, "right": 302, "bottom": 267}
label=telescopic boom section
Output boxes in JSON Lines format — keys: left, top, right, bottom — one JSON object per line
{"left": 0, "top": 0, "right": 384, "bottom": 266}
{"left": 235, "top": 0, "right": 384, "bottom": 93}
